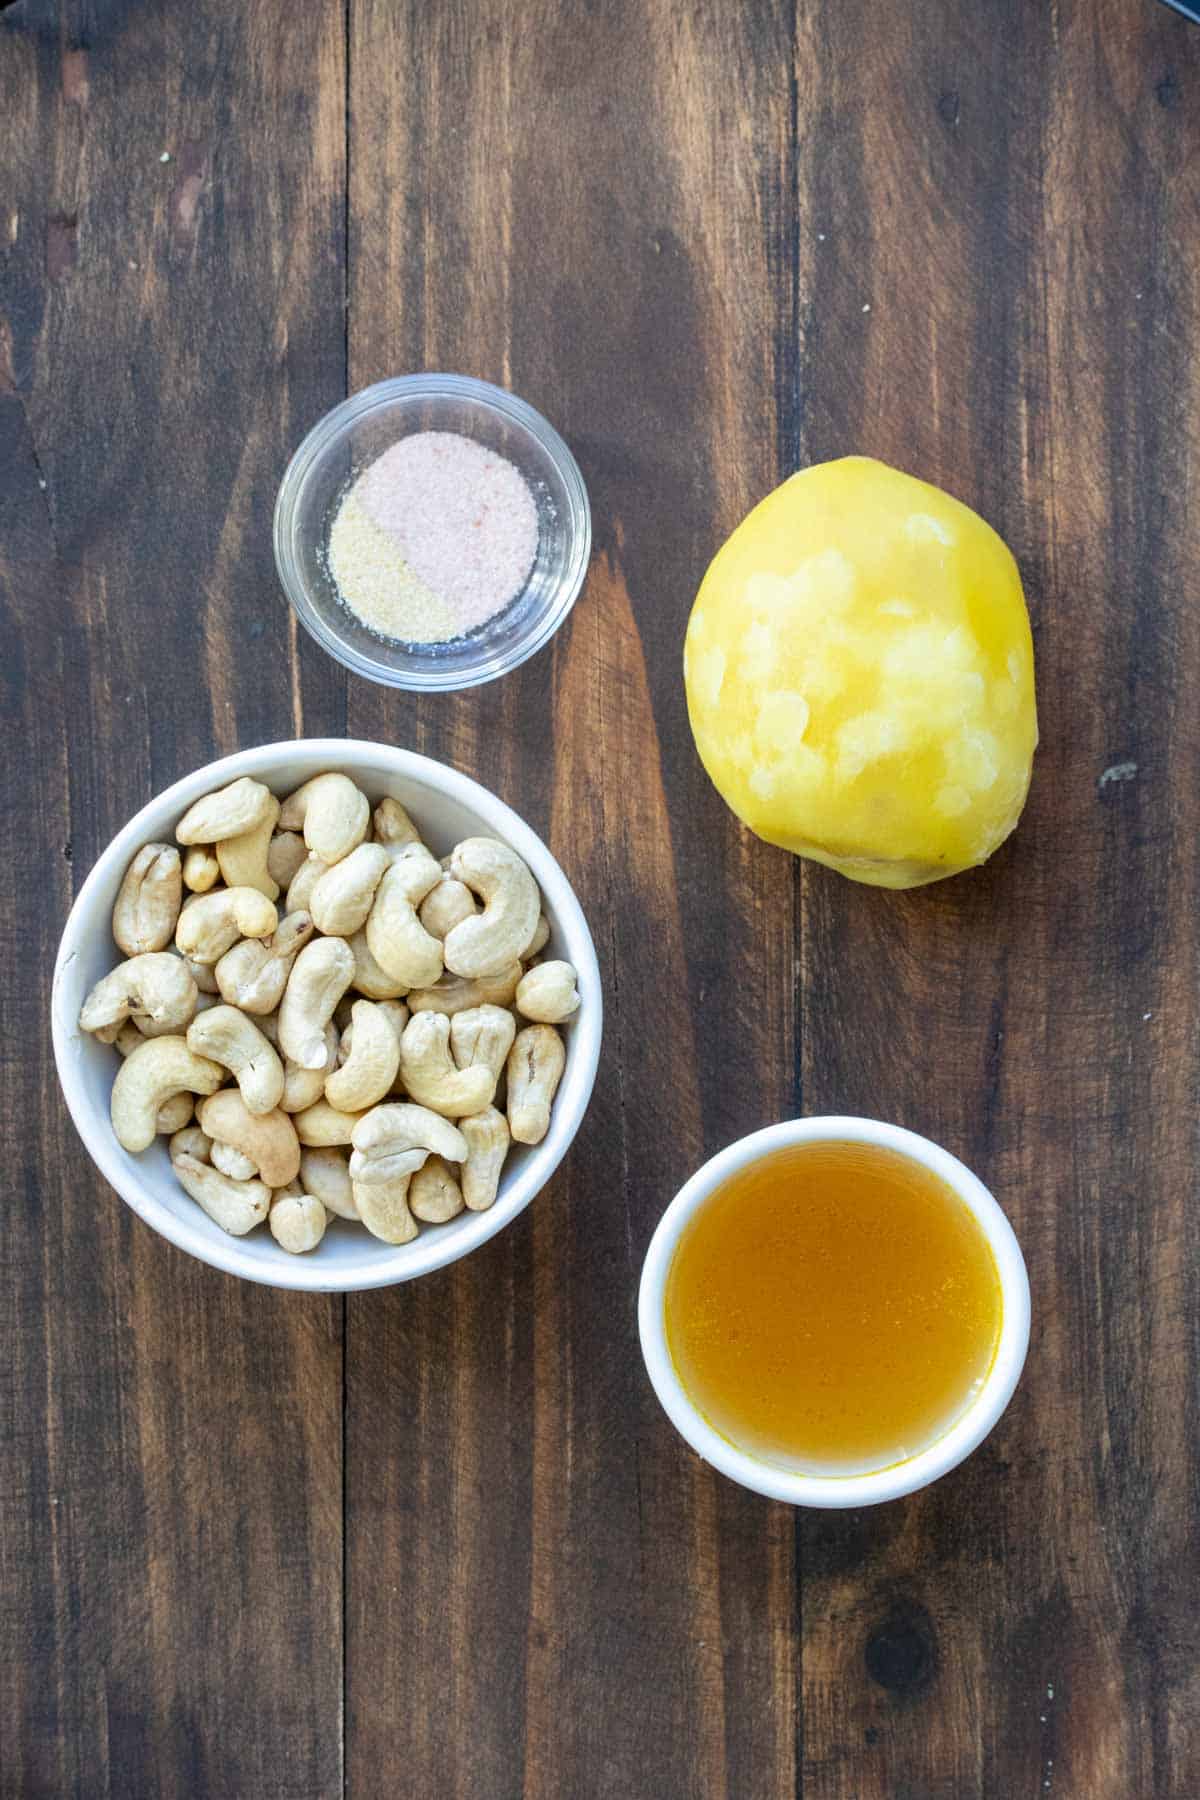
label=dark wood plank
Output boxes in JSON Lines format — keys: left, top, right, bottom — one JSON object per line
{"left": 0, "top": 3, "right": 347, "bottom": 1793}
{"left": 344, "top": 2, "right": 797, "bottom": 1795}
{"left": 5, "top": 0, "right": 1200, "bottom": 1795}
{"left": 793, "top": 1, "right": 1200, "bottom": 1795}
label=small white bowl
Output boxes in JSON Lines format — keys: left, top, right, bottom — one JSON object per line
{"left": 51, "top": 740, "right": 602, "bottom": 1292}
{"left": 638, "top": 1117, "right": 1029, "bottom": 1507}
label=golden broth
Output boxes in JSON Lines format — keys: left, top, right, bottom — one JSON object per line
{"left": 664, "top": 1140, "right": 1002, "bottom": 1475}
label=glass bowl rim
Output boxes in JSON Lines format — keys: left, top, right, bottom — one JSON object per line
{"left": 272, "top": 373, "right": 592, "bottom": 692}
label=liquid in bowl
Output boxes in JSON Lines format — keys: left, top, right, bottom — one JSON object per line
{"left": 663, "top": 1139, "right": 1003, "bottom": 1476}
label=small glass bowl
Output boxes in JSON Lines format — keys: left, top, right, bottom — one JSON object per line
{"left": 273, "top": 374, "right": 592, "bottom": 691}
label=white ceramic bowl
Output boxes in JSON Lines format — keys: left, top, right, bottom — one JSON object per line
{"left": 638, "top": 1117, "right": 1030, "bottom": 1507}
{"left": 51, "top": 740, "right": 602, "bottom": 1292}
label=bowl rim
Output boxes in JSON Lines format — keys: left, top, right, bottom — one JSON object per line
{"left": 52, "top": 739, "right": 603, "bottom": 1292}
{"left": 638, "top": 1116, "right": 1030, "bottom": 1506}
{"left": 272, "top": 374, "right": 593, "bottom": 693}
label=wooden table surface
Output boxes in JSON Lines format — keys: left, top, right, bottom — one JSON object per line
{"left": 4, "top": 1, "right": 1199, "bottom": 1795}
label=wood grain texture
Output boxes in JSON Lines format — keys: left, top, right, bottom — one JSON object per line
{"left": 0, "top": 3, "right": 347, "bottom": 1795}
{"left": 3, "top": 0, "right": 1200, "bottom": 1796}
{"left": 793, "top": 2, "right": 1200, "bottom": 1796}
{"left": 344, "top": 4, "right": 797, "bottom": 1795}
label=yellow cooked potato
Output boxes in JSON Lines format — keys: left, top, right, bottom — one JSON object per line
{"left": 684, "top": 457, "right": 1038, "bottom": 888}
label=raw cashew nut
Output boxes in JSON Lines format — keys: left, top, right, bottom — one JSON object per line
{"left": 176, "top": 776, "right": 275, "bottom": 846}
{"left": 169, "top": 1124, "right": 211, "bottom": 1163}
{"left": 215, "top": 793, "right": 282, "bottom": 899}
{"left": 347, "top": 927, "right": 410, "bottom": 1000}
{"left": 269, "top": 1186, "right": 328, "bottom": 1254}
{"left": 212, "top": 1140, "right": 259, "bottom": 1181}
{"left": 365, "top": 845, "right": 444, "bottom": 988}
{"left": 515, "top": 961, "right": 581, "bottom": 1024}
{"left": 186, "top": 1005, "right": 285, "bottom": 1115}
{"left": 175, "top": 887, "right": 277, "bottom": 963}
{"left": 336, "top": 999, "right": 407, "bottom": 1097}
{"left": 353, "top": 1171, "right": 418, "bottom": 1244}
{"left": 182, "top": 846, "right": 221, "bottom": 893}
{"left": 339, "top": 996, "right": 406, "bottom": 1048}
{"left": 409, "top": 1155, "right": 465, "bottom": 1224}
{"left": 278, "top": 773, "right": 370, "bottom": 864}
{"left": 522, "top": 913, "right": 551, "bottom": 960}
{"left": 352, "top": 1146, "right": 427, "bottom": 1185}
{"left": 419, "top": 876, "right": 476, "bottom": 940}
{"left": 79, "top": 952, "right": 198, "bottom": 1037}
{"left": 443, "top": 838, "right": 540, "bottom": 980}
{"left": 155, "top": 1092, "right": 195, "bottom": 1135}
{"left": 406, "top": 963, "right": 522, "bottom": 1017}
{"left": 373, "top": 797, "right": 422, "bottom": 849}
{"left": 172, "top": 1152, "right": 271, "bottom": 1236}
{"left": 399, "top": 1012, "right": 496, "bottom": 1118}
{"left": 460, "top": 1107, "right": 510, "bottom": 1212}
{"left": 197, "top": 1090, "right": 301, "bottom": 1189}
{"left": 286, "top": 854, "right": 330, "bottom": 914}
{"left": 293, "top": 1099, "right": 365, "bottom": 1147}
{"left": 266, "top": 830, "right": 308, "bottom": 891}
{"left": 349, "top": 1103, "right": 466, "bottom": 1185}
{"left": 215, "top": 911, "right": 314, "bottom": 1013}
{"left": 185, "top": 955, "right": 220, "bottom": 995}
{"left": 113, "top": 845, "right": 183, "bottom": 956}
{"left": 300, "top": 1147, "right": 358, "bottom": 1221}
{"left": 450, "top": 1005, "right": 517, "bottom": 1083}
{"left": 506, "top": 1024, "right": 566, "bottom": 1145}
{"left": 111, "top": 1036, "right": 224, "bottom": 1153}
{"left": 325, "top": 1000, "right": 401, "bottom": 1113}
{"left": 278, "top": 936, "right": 354, "bottom": 1070}
{"left": 377, "top": 999, "right": 410, "bottom": 1042}
{"left": 280, "top": 1024, "right": 337, "bottom": 1113}
{"left": 310, "top": 843, "right": 392, "bottom": 936}
{"left": 98, "top": 778, "right": 571, "bottom": 1258}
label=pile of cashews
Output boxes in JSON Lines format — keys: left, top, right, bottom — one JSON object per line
{"left": 77, "top": 771, "right": 581, "bottom": 1254}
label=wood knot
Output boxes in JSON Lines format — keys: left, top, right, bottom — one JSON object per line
{"left": 864, "top": 1597, "right": 939, "bottom": 1697}
{"left": 1155, "top": 69, "right": 1179, "bottom": 110}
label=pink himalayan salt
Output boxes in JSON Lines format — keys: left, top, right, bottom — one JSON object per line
{"left": 355, "top": 431, "right": 538, "bottom": 636}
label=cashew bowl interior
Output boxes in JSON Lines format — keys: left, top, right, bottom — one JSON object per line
{"left": 51, "top": 741, "right": 602, "bottom": 1292}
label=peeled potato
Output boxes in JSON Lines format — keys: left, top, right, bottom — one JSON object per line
{"left": 684, "top": 456, "right": 1038, "bottom": 888}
